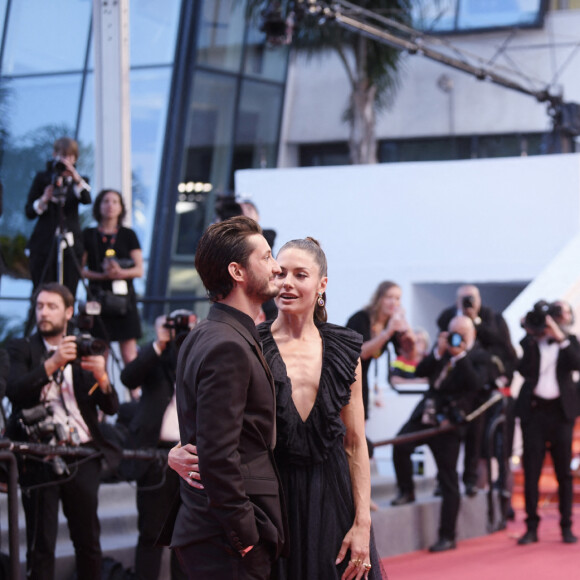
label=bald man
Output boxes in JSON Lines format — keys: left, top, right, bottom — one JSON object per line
{"left": 390, "top": 316, "right": 493, "bottom": 552}
{"left": 437, "top": 285, "right": 517, "bottom": 496}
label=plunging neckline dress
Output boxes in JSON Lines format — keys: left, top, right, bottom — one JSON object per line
{"left": 259, "top": 321, "right": 384, "bottom": 579}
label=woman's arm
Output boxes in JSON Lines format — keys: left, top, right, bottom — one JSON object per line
{"left": 81, "top": 251, "right": 108, "bottom": 281}
{"left": 106, "top": 248, "right": 143, "bottom": 281}
{"left": 337, "top": 360, "right": 373, "bottom": 580}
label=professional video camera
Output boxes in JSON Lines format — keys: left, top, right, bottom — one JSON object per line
{"left": 18, "top": 404, "right": 80, "bottom": 476}
{"left": 522, "top": 300, "right": 563, "bottom": 336}
{"left": 72, "top": 301, "right": 108, "bottom": 359}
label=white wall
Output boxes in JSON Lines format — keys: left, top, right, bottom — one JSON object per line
{"left": 237, "top": 153, "right": 580, "bottom": 336}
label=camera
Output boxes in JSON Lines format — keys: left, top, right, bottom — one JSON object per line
{"left": 18, "top": 404, "right": 80, "bottom": 476}
{"left": 522, "top": 300, "right": 562, "bottom": 336}
{"left": 164, "top": 309, "right": 195, "bottom": 335}
{"left": 447, "top": 332, "right": 463, "bottom": 348}
{"left": 72, "top": 302, "right": 108, "bottom": 359}
{"left": 462, "top": 295, "right": 475, "bottom": 310}
{"left": 46, "top": 158, "right": 70, "bottom": 194}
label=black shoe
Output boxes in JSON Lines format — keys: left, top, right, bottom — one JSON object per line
{"left": 390, "top": 492, "right": 415, "bottom": 506}
{"left": 429, "top": 538, "right": 456, "bottom": 553}
{"left": 465, "top": 484, "right": 478, "bottom": 498}
{"left": 562, "top": 529, "right": 578, "bottom": 544}
{"left": 517, "top": 530, "right": 538, "bottom": 545}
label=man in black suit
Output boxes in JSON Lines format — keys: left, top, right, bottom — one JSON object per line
{"left": 515, "top": 299, "right": 580, "bottom": 545}
{"left": 25, "top": 137, "right": 91, "bottom": 297}
{"left": 437, "top": 284, "right": 517, "bottom": 496}
{"left": 6, "top": 282, "right": 120, "bottom": 580}
{"left": 170, "top": 216, "right": 287, "bottom": 579}
{"left": 120, "top": 312, "right": 195, "bottom": 580}
{"left": 390, "top": 316, "right": 492, "bottom": 552}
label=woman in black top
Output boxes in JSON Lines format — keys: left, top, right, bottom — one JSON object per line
{"left": 346, "top": 281, "right": 409, "bottom": 419}
{"left": 82, "top": 189, "right": 143, "bottom": 364}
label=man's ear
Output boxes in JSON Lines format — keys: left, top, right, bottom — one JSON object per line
{"left": 228, "top": 262, "right": 245, "bottom": 284}
{"left": 65, "top": 306, "right": 74, "bottom": 322}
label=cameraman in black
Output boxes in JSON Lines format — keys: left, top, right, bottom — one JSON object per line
{"left": 390, "top": 315, "right": 493, "bottom": 552}
{"left": 120, "top": 311, "right": 196, "bottom": 580}
{"left": 515, "top": 299, "right": 580, "bottom": 545}
{"left": 25, "top": 137, "right": 91, "bottom": 297}
{"left": 5, "top": 282, "right": 120, "bottom": 580}
{"left": 437, "top": 284, "right": 517, "bottom": 497}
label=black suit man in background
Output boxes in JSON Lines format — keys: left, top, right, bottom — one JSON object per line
{"left": 6, "top": 283, "right": 119, "bottom": 580}
{"left": 170, "top": 216, "right": 287, "bottom": 579}
{"left": 120, "top": 312, "right": 195, "bottom": 580}
{"left": 25, "top": 137, "right": 91, "bottom": 297}
{"left": 391, "top": 316, "right": 492, "bottom": 552}
{"left": 515, "top": 299, "right": 580, "bottom": 545}
{"left": 437, "top": 284, "right": 517, "bottom": 496}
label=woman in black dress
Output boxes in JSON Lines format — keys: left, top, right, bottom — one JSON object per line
{"left": 170, "top": 237, "right": 384, "bottom": 579}
{"left": 82, "top": 189, "right": 143, "bottom": 364}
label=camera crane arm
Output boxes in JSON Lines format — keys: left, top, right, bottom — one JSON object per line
{"left": 266, "top": 0, "right": 580, "bottom": 135}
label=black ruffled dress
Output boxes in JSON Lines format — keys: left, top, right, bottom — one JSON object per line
{"left": 259, "top": 321, "right": 385, "bottom": 580}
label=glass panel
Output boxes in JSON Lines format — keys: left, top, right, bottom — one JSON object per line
{"left": 230, "top": 80, "right": 283, "bottom": 186}
{"left": 196, "top": 0, "right": 246, "bottom": 72}
{"left": 0, "top": 75, "right": 82, "bottom": 239}
{"left": 130, "top": 0, "right": 181, "bottom": 66}
{"left": 174, "top": 71, "right": 238, "bottom": 257}
{"left": 2, "top": 0, "right": 91, "bottom": 75}
{"left": 412, "top": 0, "right": 458, "bottom": 32}
{"left": 128, "top": 67, "right": 173, "bottom": 260}
{"left": 0, "top": 0, "right": 8, "bottom": 60}
{"left": 457, "top": 0, "right": 545, "bottom": 30}
{"left": 244, "top": 14, "right": 288, "bottom": 81}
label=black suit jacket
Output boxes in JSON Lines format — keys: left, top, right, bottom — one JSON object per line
{"left": 5, "top": 333, "right": 120, "bottom": 471}
{"left": 413, "top": 346, "right": 493, "bottom": 422}
{"left": 25, "top": 169, "right": 91, "bottom": 259}
{"left": 515, "top": 334, "right": 580, "bottom": 423}
{"left": 171, "top": 303, "right": 287, "bottom": 558}
{"left": 120, "top": 342, "right": 177, "bottom": 480}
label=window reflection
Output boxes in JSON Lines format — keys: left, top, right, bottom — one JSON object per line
{"left": 130, "top": 0, "right": 181, "bottom": 66}
{"left": 231, "top": 80, "right": 284, "bottom": 186}
{"left": 244, "top": 15, "right": 289, "bottom": 81}
{"left": 2, "top": 0, "right": 91, "bottom": 75}
{"left": 196, "top": 0, "right": 246, "bottom": 72}
{"left": 174, "top": 71, "right": 238, "bottom": 257}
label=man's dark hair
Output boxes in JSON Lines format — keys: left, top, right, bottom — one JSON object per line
{"left": 92, "top": 189, "right": 127, "bottom": 225}
{"left": 35, "top": 282, "right": 75, "bottom": 309}
{"left": 195, "top": 216, "right": 262, "bottom": 301}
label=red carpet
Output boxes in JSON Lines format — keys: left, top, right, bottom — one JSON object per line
{"left": 381, "top": 506, "right": 580, "bottom": 580}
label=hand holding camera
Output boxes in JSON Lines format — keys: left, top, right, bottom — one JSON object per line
{"left": 44, "top": 336, "right": 78, "bottom": 377}
{"left": 436, "top": 330, "right": 466, "bottom": 358}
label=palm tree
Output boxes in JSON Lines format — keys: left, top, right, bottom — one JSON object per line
{"left": 255, "top": 0, "right": 411, "bottom": 164}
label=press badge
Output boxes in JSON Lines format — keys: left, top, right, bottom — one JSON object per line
{"left": 112, "top": 280, "right": 129, "bottom": 295}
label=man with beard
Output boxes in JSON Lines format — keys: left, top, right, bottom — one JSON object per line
{"left": 166, "top": 216, "right": 288, "bottom": 579}
{"left": 6, "top": 282, "right": 119, "bottom": 580}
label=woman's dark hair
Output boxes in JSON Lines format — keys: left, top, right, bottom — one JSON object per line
{"left": 366, "top": 280, "right": 400, "bottom": 323}
{"left": 195, "top": 216, "right": 263, "bottom": 301}
{"left": 92, "top": 189, "right": 127, "bottom": 225}
{"left": 277, "top": 237, "right": 328, "bottom": 324}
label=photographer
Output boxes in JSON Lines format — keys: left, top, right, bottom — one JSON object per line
{"left": 437, "top": 284, "right": 517, "bottom": 497}
{"left": 25, "top": 137, "right": 91, "bottom": 296}
{"left": 82, "top": 189, "right": 143, "bottom": 365}
{"left": 5, "top": 282, "right": 119, "bottom": 580}
{"left": 390, "top": 316, "right": 493, "bottom": 553}
{"left": 119, "top": 311, "right": 195, "bottom": 580}
{"left": 515, "top": 299, "right": 580, "bottom": 545}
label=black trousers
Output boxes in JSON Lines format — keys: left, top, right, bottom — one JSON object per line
{"left": 393, "top": 417, "right": 461, "bottom": 541}
{"left": 175, "top": 538, "right": 274, "bottom": 580}
{"left": 21, "top": 454, "right": 102, "bottom": 580}
{"left": 521, "top": 397, "right": 574, "bottom": 531}
{"left": 135, "top": 456, "right": 187, "bottom": 580}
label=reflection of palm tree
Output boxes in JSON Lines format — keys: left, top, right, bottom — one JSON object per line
{"left": 251, "top": 0, "right": 411, "bottom": 164}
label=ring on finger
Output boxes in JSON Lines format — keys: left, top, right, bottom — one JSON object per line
{"left": 187, "top": 470, "right": 195, "bottom": 479}
{"left": 363, "top": 563, "right": 372, "bottom": 570}
{"left": 349, "top": 558, "right": 362, "bottom": 567}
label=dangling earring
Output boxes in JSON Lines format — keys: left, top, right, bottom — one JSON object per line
{"left": 317, "top": 292, "right": 325, "bottom": 307}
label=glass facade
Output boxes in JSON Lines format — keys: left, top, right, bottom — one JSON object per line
{"left": 0, "top": 0, "right": 289, "bottom": 329}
